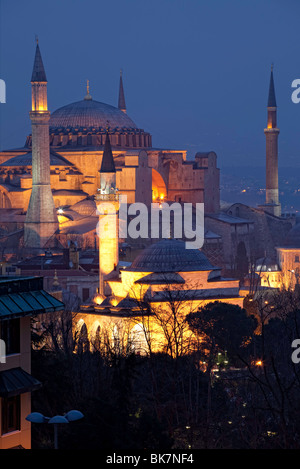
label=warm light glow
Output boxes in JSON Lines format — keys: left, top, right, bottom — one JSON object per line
{"left": 57, "top": 208, "right": 64, "bottom": 215}
{"left": 94, "top": 295, "right": 105, "bottom": 305}
{"left": 37, "top": 104, "right": 47, "bottom": 112}
{"left": 111, "top": 297, "right": 119, "bottom": 307}
{"left": 256, "top": 360, "right": 263, "bottom": 367}
{"left": 160, "top": 194, "right": 165, "bottom": 200}
{"left": 58, "top": 215, "right": 69, "bottom": 224}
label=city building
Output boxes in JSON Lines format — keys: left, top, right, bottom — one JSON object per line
{"left": 0, "top": 276, "right": 64, "bottom": 449}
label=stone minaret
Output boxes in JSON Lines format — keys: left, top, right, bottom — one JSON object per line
{"left": 264, "top": 65, "right": 281, "bottom": 217}
{"left": 24, "top": 41, "right": 58, "bottom": 248}
{"left": 118, "top": 69, "right": 126, "bottom": 114}
{"left": 96, "top": 131, "right": 119, "bottom": 297}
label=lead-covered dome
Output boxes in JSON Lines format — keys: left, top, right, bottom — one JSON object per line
{"left": 127, "top": 239, "right": 216, "bottom": 273}
{"left": 25, "top": 96, "right": 152, "bottom": 149}
{"left": 49, "top": 99, "right": 138, "bottom": 130}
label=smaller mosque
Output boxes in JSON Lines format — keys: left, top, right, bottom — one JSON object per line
{"left": 78, "top": 237, "right": 244, "bottom": 354}
{"left": 76, "top": 132, "right": 244, "bottom": 352}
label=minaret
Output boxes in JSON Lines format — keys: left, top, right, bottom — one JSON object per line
{"left": 264, "top": 64, "right": 281, "bottom": 217}
{"left": 24, "top": 41, "right": 58, "bottom": 248}
{"left": 118, "top": 69, "right": 126, "bottom": 113}
{"left": 96, "top": 130, "right": 119, "bottom": 297}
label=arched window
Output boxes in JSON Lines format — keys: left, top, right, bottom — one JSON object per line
{"left": 76, "top": 320, "right": 89, "bottom": 354}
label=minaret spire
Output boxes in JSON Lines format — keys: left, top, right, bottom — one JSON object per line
{"left": 24, "top": 41, "right": 58, "bottom": 248}
{"left": 31, "top": 39, "right": 47, "bottom": 83}
{"left": 263, "top": 64, "right": 281, "bottom": 217}
{"left": 118, "top": 69, "right": 126, "bottom": 113}
{"left": 268, "top": 63, "right": 276, "bottom": 108}
{"left": 100, "top": 130, "right": 116, "bottom": 174}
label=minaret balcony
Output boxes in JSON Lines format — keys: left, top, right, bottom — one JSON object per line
{"left": 95, "top": 192, "right": 119, "bottom": 203}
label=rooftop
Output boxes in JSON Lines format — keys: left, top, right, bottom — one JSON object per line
{"left": 49, "top": 98, "right": 138, "bottom": 131}
{"left": 127, "top": 239, "right": 217, "bottom": 273}
{"left": 0, "top": 276, "right": 64, "bottom": 320}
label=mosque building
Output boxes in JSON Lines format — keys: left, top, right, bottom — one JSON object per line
{"left": 0, "top": 41, "right": 220, "bottom": 254}
{"left": 0, "top": 41, "right": 298, "bottom": 314}
{"left": 77, "top": 142, "right": 244, "bottom": 352}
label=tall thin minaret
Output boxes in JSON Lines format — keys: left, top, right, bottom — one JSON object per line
{"left": 118, "top": 69, "right": 126, "bottom": 113}
{"left": 96, "top": 131, "right": 119, "bottom": 297}
{"left": 264, "top": 64, "right": 281, "bottom": 217}
{"left": 24, "top": 40, "right": 58, "bottom": 248}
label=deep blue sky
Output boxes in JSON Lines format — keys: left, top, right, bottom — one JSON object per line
{"left": 0, "top": 0, "right": 300, "bottom": 169}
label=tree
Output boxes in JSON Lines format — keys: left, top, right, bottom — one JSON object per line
{"left": 235, "top": 241, "right": 249, "bottom": 281}
{"left": 129, "top": 278, "right": 201, "bottom": 359}
{"left": 186, "top": 301, "right": 257, "bottom": 367}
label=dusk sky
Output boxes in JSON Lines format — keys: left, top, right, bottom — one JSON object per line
{"left": 0, "top": 0, "right": 300, "bottom": 169}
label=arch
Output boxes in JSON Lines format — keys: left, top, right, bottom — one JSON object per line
{"left": 75, "top": 318, "right": 90, "bottom": 353}
{"left": 90, "top": 320, "right": 101, "bottom": 352}
{"left": 152, "top": 169, "right": 167, "bottom": 202}
{"left": 112, "top": 324, "right": 121, "bottom": 351}
{"left": 129, "top": 323, "right": 149, "bottom": 356}
{"left": 0, "top": 185, "right": 12, "bottom": 209}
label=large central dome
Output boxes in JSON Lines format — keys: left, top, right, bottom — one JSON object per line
{"left": 25, "top": 95, "right": 152, "bottom": 149}
{"left": 49, "top": 98, "right": 138, "bottom": 130}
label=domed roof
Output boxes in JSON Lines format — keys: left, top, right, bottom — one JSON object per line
{"left": 0, "top": 151, "right": 73, "bottom": 167}
{"left": 255, "top": 257, "right": 279, "bottom": 272}
{"left": 70, "top": 198, "right": 97, "bottom": 216}
{"left": 127, "top": 239, "right": 216, "bottom": 273}
{"left": 49, "top": 98, "right": 138, "bottom": 131}
{"left": 282, "top": 223, "right": 300, "bottom": 249}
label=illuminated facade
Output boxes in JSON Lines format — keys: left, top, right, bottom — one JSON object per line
{"left": 0, "top": 43, "right": 220, "bottom": 250}
{"left": 254, "top": 223, "right": 300, "bottom": 290}
{"left": 0, "top": 276, "right": 63, "bottom": 449}
{"left": 77, "top": 238, "right": 245, "bottom": 355}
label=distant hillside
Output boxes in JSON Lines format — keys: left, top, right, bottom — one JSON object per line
{"left": 220, "top": 166, "right": 300, "bottom": 213}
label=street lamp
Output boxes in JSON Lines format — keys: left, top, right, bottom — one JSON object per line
{"left": 26, "top": 410, "right": 84, "bottom": 449}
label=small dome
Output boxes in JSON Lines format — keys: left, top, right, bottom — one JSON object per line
{"left": 71, "top": 198, "right": 97, "bottom": 216}
{"left": 255, "top": 257, "right": 279, "bottom": 272}
{"left": 127, "top": 239, "right": 216, "bottom": 273}
{"left": 49, "top": 99, "right": 137, "bottom": 130}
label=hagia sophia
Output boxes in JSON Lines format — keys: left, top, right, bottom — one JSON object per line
{"left": 1, "top": 42, "right": 300, "bottom": 347}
